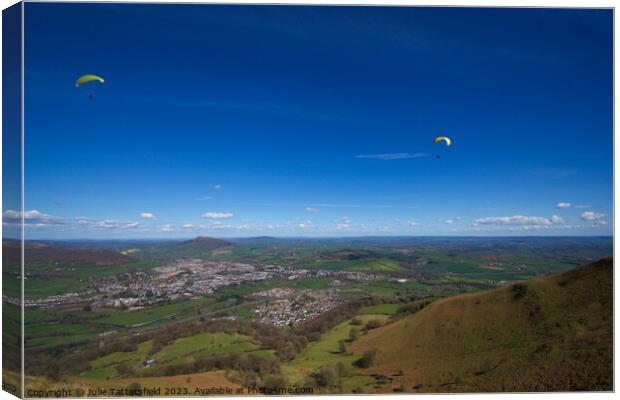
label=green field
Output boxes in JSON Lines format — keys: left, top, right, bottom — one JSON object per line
{"left": 286, "top": 313, "right": 389, "bottom": 385}
{"left": 20, "top": 260, "right": 166, "bottom": 299}
{"left": 359, "top": 304, "right": 400, "bottom": 315}
{"left": 27, "top": 333, "right": 94, "bottom": 348}
{"left": 154, "top": 332, "right": 257, "bottom": 364}
{"left": 82, "top": 332, "right": 261, "bottom": 379}
{"left": 80, "top": 341, "right": 154, "bottom": 379}
{"left": 354, "top": 260, "right": 402, "bottom": 272}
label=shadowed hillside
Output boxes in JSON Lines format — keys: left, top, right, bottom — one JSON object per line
{"left": 353, "top": 257, "right": 613, "bottom": 393}
{"left": 146, "top": 236, "right": 236, "bottom": 259}
{"left": 3, "top": 242, "right": 133, "bottom": 266}
{"left": 181, "top": 236, "right": 233, "bottom": 248}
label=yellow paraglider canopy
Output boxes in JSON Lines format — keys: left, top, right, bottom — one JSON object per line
{"left": 75, "top": 74, "right": 105, "bottom": 87}
{"left": 433, "top": 136, "right": 451, "bottom": 146}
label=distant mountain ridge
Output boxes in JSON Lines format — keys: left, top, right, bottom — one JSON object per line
{"left": 3, "top": 241, "right": 133, "bottom": 266}
{"left": 353, "top": 257, "right": 613, "bottom": 392}
{"left": 180, "top": 236, "right": 233, "bottom": 249}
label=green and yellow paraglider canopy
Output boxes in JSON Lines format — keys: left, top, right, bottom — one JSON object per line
{"left": 75, "top": 74, "right": 105, "bottom": 87}
{"left": 433, "top": 136, "right": 451, "bottom": 146}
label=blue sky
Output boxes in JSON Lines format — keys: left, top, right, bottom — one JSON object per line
{"left": 9, "top": 4, "right": 613, "bottom": 238}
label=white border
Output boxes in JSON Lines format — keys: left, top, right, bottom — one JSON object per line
{"left": 0, "top": 1, "right": 616, "bottom": 400}
{"left": 20, "top": 1, "right": 25, "bottom": 398}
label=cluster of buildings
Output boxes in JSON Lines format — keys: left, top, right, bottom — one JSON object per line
{"left": 18, "top": 258, "right": 378, "bottom": 310}
{"left": 90, "top": 260, "right": 274, "bottom": 309}
{"left": 255, "top": 289, "right": 342, "bottom": 326}
{"left": 9, "top": 292, "right": 87, "bottom": 308}
{"left": 252, "top": 287, "right": 296, "bottom": 298}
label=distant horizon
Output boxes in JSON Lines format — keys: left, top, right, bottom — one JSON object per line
{"left": 5, "top": 234, "right": 614, "bottom": 242}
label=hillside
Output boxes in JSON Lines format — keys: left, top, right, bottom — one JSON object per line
{"left": 352, "top": 257, "right": 613, "bottom": 392}
{"left": 147, "top": 236, "right": 237, "bottom": 258}
{"left": 3, "top": 242, "right": 133, "bottom": 266}
{"left": 180, "top": 236, "right": 232, "bottom": 249}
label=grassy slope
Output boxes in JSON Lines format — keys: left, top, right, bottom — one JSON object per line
{"left": 154, "top": 332, "right": 257, "bottom": 365}
{"left": 352, "top": 257, "right": 613, "bottom": 393}
{"left": 285, "top": 314, "right": 389, "bottom": 389}
{"left": 82, "top": 332, "right": 262, "bottom": 380}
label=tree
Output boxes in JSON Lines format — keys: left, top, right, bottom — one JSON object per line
{"left": 365, "top": 320, "right": 382, "bottom": 330}
{"left": 348, "top": 327, "right": 359, "bottom": 342}
{"left": 312, "top": 365, "right": 339, "bottom": 388}
{"left": 262, "top": 373, "right": 288, "bottom": 388}
{"left": 354, "top": 349, "right": 377, "bottom": 368}
{"left": 276, "top": 341, "right": 297, "bottom": 361}
{"left": 338, "top": 340, "right": 346, "bottom": 354}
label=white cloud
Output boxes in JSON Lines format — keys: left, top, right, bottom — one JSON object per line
{"left": 202, "top": 212, "right": 234, "bottom": 219}
{"left": 305, "top": 207, "right": 318, "bottom": 213}
{"left": 194, "top": 196, "right": 213, "bottom": 201}
{"left": 337, "top": 217, "right": 352, "bottom": 230}
{"left": 93, "top": 220, "right": 140, "bottom": 229}
{"left": 140, "top": 212, "right": 157, "bottom": 220}
{"left": 443, "top": 219, "right": 455, "bottom": 225}
{"left": 69, "top": 216, "right": 141, "bottom": 230}
{"left": 580, "top": 211, "right": 606, "bottom": 222}
{"left": 299, "top": 221, "right": 313, "bottom": 229}
{"left": 408, "top": 220, "right": 417, "bottom": 226}
{"left": 200, "top": 221, "right": 224, "bottom": 228}
{"left": 74, "top": 216, "right": 140, "bottom": 230}
{"left": 355, "top": 153, "right": 429, "bottom": 160}
{"left": 556, "top": 202, "right": 571, "bottom": 209}
{"left": 473, "top": 215, "right": 565, "bottom": 226}
{"left": 550, "top": 215, "right": 565, "bottom": 224}
{"left": 160, "top": 224, "right": 174, "bottom": 232}
{"left": 182, "top": 224, "right": 194, "bottom": 228}
{"left": 3, "top": 210, "right": 143, "bottom": 231}
{"left": 211, "top": 184, "right": 222, "bottom": 190}
{"left": 3, "top": 210, "right": 65, "bottom": 225}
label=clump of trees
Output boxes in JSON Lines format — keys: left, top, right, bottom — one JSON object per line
{"left": 309, "top": 363, "right": 348, "bottom": 390}
{"left": 312, "top": 365, "right": 339, "bottom": 387}
{"left": 364, "top": 320, "right": 382, "bottom": 331}
{"left": 354, "top": 349, "right": 378, "bottom": 368}
{"left": 392, "top": 299, "right": 433, "bottom": 319}
{"left": 144, "top": 352, "right": 281, "bottom": 378}
{"left": 291, "top": 302, "right": 364, "bottom": 341}
{"left": 512, "top": 283, "right": 528, "bottom": 300}
{"left": 348, "top": 327, "right": 359, "bottom": 342}
{"left": 338, "top": 340, "right": 346, "bottom": 354}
